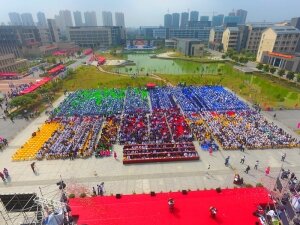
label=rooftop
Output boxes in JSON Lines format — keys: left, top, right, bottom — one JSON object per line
{"left": 271, "top": 26, "right": 300, "bottom": 34}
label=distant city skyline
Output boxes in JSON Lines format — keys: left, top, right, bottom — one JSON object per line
{"left": 0, "top": 0, "right": 300, "bottom": 27}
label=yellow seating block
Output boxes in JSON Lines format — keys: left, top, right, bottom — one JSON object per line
{"left": 12, "top": 123, "right": 60, "bottom": 161}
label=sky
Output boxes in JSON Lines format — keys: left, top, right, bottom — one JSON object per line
{"left": 0, "top": 0, "right": 299, "bottom": 27}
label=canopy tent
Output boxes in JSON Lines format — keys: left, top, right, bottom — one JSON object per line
{"left": 83, "top": 48, "right": 93, "bottom": 55}
{"left": 0, "top": 72, "right": 21, "bottom": 79}
{"left": 20, "top": 77, "right": 52, "bottom": 95}
{"left": 146, "top": 83, "right": 156, "bottom": 89}
{"left": 52, "top": 50, "right": 67, "bottom": 56}
{"left": 48, "top": 65, "right": 65, "bottom": 75}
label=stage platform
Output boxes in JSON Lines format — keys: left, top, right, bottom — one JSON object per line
{"left": 69, "top": 187, "right": 272, "bottom": 225}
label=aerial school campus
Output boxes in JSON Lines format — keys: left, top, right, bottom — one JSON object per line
{"left": 1, "top": 5, "right": 300, "bottom": 225}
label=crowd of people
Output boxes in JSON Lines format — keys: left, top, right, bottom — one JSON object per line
{"left": 124, "top": 88, "right": 149, "bottom": 114}
{"left": 149, "top": 87, "right": 176, "bottom": 110}
{"left": 53, "top": 89, "right": 125, "bottom": 117}
{"left": 36, "top": 117, "right": 102, "bottom": 159}
{"left": 0, "top": 137, "right": 8, "bottom": 150}
{"left": 202, "top": 110, "right": 300, "bottom": 150}
{"left": 7, "top": 83, "right": 32, "bottom": 98}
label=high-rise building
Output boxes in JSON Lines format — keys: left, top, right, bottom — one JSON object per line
{"left": 47, "top": 19, "right": 61, "bottom": 42}
{"left": 200, "top": 16, "right": 209, "bottom": 21}
{"left": 171, "top": 13, "right": 180, "bottom": 28}
{"left": 8, "top": 12, "right": 22, "bottom": 26}
{"left": 115, "top": 12, "right": 125, "bottom": 27}
{"left": 257, "top": 26, "right": 300, "bottom": 62}
{"left": 164, "top": 14, "right": 172, "bottom": 28}
{"left": 223, "top": 16, "right": 239, "bottom": 27}
{"left": 59, "top": 10, "right": 73, "bottom": 28}
{"left": 84, "top": 11, "right": 97, "bottom": 26}
{"left": 209, "top": 26, "right": 224, "bottom": 50}
{"left": 67, "top": 26, "right": 125, "bottom": 47}
{"left": 21, "top": 13, "right": 35, "bottom": 26}
{"left": 102, "top": 11, "right": 113, "bottom": 26}
{"left": 222, "top": 27, "right": 239, "bottom": 52}
{"left": 228, "top": 11, "right": 236, "bottom": 16}
{"left": 291, "top": 17, "right": 300, "bottom": 30}
{"left": 212, "top": 14, "right": 224, "bottom": 27}
{"left": 73, "top": 11, "right": 83, "bottom": 26}
{"left": 37, "top": 12, "right": 47, "bottom": 27}
{"left": 236, "top": 9, "right": 247, "bottom": 24}
{"left": 180, "top": 12, "right": 189, "bottom": 28}
{"left": 190, "top": 11, "right": 199, "bottom": 21}
{"left": 245, "top": 23, "right": 273, "bottom": 54}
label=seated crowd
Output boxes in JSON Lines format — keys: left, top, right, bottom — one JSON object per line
{"left": 53, "top": 89, "right": 125, "bottom": 117}
{"left": 36, "top": 117, "right": 102, "bottom": 159}
{"left": 202, "top": 110, "right": 299, "bottom": 150}
{"left": 95, "top": 115, "right": 121, "bottom": 157}
{"left": 186, "top": 113, "right": 219, "bottom": 151}
{"left": 149, "top": 87, "right": 176, "bottom": 110}
{"left": 123, "top": 142, "right": 199, "bottom": 163}
{"left": 124, "top": 88, "right": 150, "bottom": 114}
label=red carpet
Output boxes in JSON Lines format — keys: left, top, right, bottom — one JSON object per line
{"left": 69, "top": 188, "right": 271, "bottom": 225}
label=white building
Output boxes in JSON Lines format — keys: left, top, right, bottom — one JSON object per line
{"left": 102, "top": 11, "right": 113, "bottom": 26}
{"left": 115, "top": 12, "right": 125, "bottom": 27}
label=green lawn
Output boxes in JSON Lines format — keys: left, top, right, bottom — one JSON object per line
{"left": 63, "top": 66, "right": 163, "bottom": 90}
{"left": 160, "top": 63, "right": 300, "bottom": 109}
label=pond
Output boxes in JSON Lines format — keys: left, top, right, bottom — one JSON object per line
{"left": 113, "top": 54, "right": 223, "bottom": 75}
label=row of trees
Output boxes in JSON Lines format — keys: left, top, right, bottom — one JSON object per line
{"left": 256, "top": 63, "right": 300, "bottom": 82}
{"left": 222, "top": 49, "right": 256, "bottom": 64}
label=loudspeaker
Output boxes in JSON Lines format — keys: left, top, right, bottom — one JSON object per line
{"left": 182, "top": 190, "right": 188, "bottom": 195}
{"left": 116, "top": 194, "right": 121, "bottom": 199}
{"left": 150, "top": 191, "right": 155, "bottom": 196}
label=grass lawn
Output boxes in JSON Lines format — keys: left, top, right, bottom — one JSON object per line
{"left": 160, "top": 63, "right": 300, "bottom": 109}
{"left": 63, "top": 66, "right": 164, "bottom": 90}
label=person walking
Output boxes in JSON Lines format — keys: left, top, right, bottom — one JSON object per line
{"left": 240, "top": 156, "right": 245, "bottom": 164}
{"left": 245, "top": 165, "right": 250, "bottom": 174}
{"left": 3, "top": 168, "right": 9, "bottom": 178}
{"left": 92, "top": 187, "right": 97, "bottom": 196}
{"left": 30, "top": 162, "right": 36, "bottom": 174}
{"left": 99, "top": 182, "right": 105, "bottom": 196}
{"left": 254, "top": 160, "right": 259, "bottom": 170}
{"left": 265, "top": 166, "right": 270, "bottom": 176}
{"left": 209, "top": 147, "right": 213, "bottom": 156}
{"left": 281, "top": 153, "right": 286, "bottom": 162}
{"left": 113, "top": 151, "right": 117, "bottom": 160}
{"left": 225, "top": 156, "right": 230, "bottom": 166}
{"left": 0, "top": 172, "right": 6, "bottom": 182}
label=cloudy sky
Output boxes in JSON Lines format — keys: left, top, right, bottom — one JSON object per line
{"left": 0, "top": 0, "right": 299, "bottom": 27}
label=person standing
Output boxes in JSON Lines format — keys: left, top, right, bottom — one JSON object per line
{"left": 209, "top": 147, "right": 213, "bottom": 156}
{"left": 92, "top": 187, "right": 97, "bottom": 196}
{"left": 265, "top": 166, "right": 270, "bottom": 176}
{"left": 281, "top": 153, "right": 286, "bottom": 162}
{"left": 254, "top": 160, "right": 259, "bottom": 170}
{"left": 225, "top": 156, "right": 230, "bottom": 166}
{"left": 245, "top": 165, "right": 250, "bottom": 174}
{"left": 0, "top": 172, "right": 6, "bottom": 182}
{"left": 30, "top": 162, "right": 36, "bottom": 174}
{"left": 240, "top": 156, "right": 245, "bottom": 164}
{"left": 99, "top": 182, "right": 105, "bottom": 196}
{"left": 3, "top": 168, "right": 9, "bottom": 178}
{"left": 113, "top": 151, "right": 117, "bottom": 160}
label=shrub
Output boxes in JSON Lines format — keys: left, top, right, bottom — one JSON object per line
{"left": 245, "top": 183, "right": 253, "bottom": 188}
{"left": 286, "top": 71, "right": 295, "bottom": 80}
{"left": 68, "top": 193, "right": 75, "bottom": 198}
{"left": 269, "top": 67, "right": 276, "bottom": 74}
{"left": 297, "top": 74, "right": 300, "bottom": 82}
{"left": 256, "top": 183, "right": 264, "bottom": 187}
{"left": 215, "top": 187, "right": 222, "bottom": 193}
{"left": 278, "top": 69, "right": 285, "bottom": 77}
{"left": 256, "top": 63, "right": 263, "bottom": 70}
{"left": 263, "top": 64, "right": 270, "bottom": 72}
{"left": 79, "top": 193, "right": 86, "bottom": 198}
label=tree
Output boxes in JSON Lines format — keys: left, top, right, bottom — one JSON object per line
{"left": 256, "top": 63, "right": 263, "bottom": 70}
{"left": 286, "top": 71, "right": 295, "bottom": 80}
{"left": 269, "top": 67, "right": 276, "bottom": 74}
{"left": 297, "top": 74, "right": 300, "bottom": 82}
{"left": 278, "top": 69, "right": 285, "bottom": 77}
{"left": 263, "top": 64, "right": 270, "bottom": 72}
{"left": 9, "top": 95, "right": 35, "bottom": 109}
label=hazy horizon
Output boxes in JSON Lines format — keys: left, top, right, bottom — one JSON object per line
{"left": 0, "top": 0, "right": 299, "bottom": 27}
